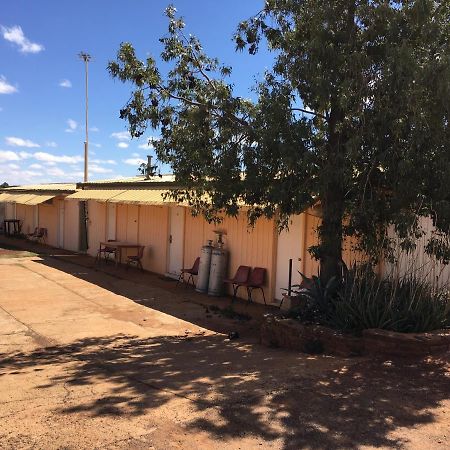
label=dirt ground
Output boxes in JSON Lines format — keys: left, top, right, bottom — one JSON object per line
{"left": 0, "top": 243, "right": 449, "bottom": 449}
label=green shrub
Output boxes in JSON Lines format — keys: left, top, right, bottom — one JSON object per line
{"left": 333, "top": 271, "right": 450, "bottom": 333}
{"left": 291, "top": 268, "right": 450, "bottom": 334}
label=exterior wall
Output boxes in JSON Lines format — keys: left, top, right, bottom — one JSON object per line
{"left": 86, "top": 202, "right": 170, "bottom": 271}
{"left": 5, "top": 202, "right": 15, "bottom": 220}
{"left": 15, "top": 204, "right": 36, "bottom": 235}
{"left": 63, "top": 199, "right": 80, "bottom": 252}
{"left": 87, "top": 200, "right": 107, "bottom": 257}
{"left": 38, "top": 201, "right": 59, "bottom": 247}
{"left": 116, "top": 204, "right": 139, "bottom": 261}
{"left": 303, "top": 212, "right": 321, "bottom": 277}
{"left": 138, "top": 205, "right": 169, "bottom": 274}
{"left": 184, "top": 210, "right": 276, "bottom": 303}
{"left": 0, "top": 202, "right": 5, "bottom": 226}
{"left": 385, "top": 216, "right": 450, "bottom": 288}
{"left": 301, "top": 212, "right": 367, "bottom": 277}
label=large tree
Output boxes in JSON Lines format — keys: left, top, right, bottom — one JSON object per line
{"left": 109, "top": 0, "right": 450, "bottom": 283}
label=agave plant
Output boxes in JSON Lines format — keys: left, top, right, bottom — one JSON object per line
{"left": 285, "top": 264, "right": 450, "bottom": 334}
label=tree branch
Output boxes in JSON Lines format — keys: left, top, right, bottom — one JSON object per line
{"left": 290, "top": 107, "right": 327, "bottom": 121}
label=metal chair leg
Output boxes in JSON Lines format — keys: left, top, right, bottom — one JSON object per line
{"left": 260, "top": 287, "right": 266, "bottom": 305}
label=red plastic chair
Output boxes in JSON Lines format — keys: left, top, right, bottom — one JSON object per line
{"left": 126, "top": 246, "right": 145, "bottom": 272}
{"left": 243, "top": 267, "right": 267, "bottom": 304}
{"left": 95, "top": 239, "right": 117, "bottom": 264}
{"left": 177, "top": 257, "right": 200, "bottom": 287}
{"left": 224, "top": 265, "right": 251, "bottom": 299}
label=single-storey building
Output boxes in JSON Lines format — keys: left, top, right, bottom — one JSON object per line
{"left": 0, "top": 183, "right": 78, "bottom": 250}
{"left": 62, "top": 175, "right": 365, "bottom": 303}
{"left": 1, "top": 177, "right": 448, "bottom": 303}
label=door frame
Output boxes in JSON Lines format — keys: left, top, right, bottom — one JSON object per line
{"left": 57, "top": 200, "right": 65, "bottom": 248}
{"left": 166, "top": 206, "right": 185, "bottom": 278}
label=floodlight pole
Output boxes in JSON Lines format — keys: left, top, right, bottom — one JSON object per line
{"left": 79, "top": 52, "right": 91, "bottom": 182}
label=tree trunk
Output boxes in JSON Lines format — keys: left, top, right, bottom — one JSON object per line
{"left": 319, "top": 102, "right": 345, "bottom": 284}
{"left": 319, "top": 184, "right": 344, "bottom": 284}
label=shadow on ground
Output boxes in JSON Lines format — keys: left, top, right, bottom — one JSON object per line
{"left": 1, "top": 333, "right": 448, "bottom": 449}
{"left": 33, "top": 254, "right": 270, "bottom": 338}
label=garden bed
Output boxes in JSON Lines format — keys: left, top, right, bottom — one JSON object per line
{"left": 260, "top": 315, "right": 450, "bottom": 358}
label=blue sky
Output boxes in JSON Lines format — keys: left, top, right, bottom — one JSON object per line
{"left": 0, "top": 0, "right": 272, "bottom": 185}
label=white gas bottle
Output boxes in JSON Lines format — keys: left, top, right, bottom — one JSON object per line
{"left": 208, "top": 247, "right": 228, "bottom": 296}
{"left": 195, "top": 240, "right": 213, "bottom": 293}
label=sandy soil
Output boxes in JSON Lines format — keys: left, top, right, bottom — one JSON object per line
{"left": 0, "top": 246, "right": 449, "bottom": 449}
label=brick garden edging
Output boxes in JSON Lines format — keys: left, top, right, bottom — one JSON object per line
{"left": 260, "top": 315, "right": 450, "bottom": 357}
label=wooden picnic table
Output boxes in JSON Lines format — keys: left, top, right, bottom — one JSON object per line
{"left": 99, "top": 241, "right": 142, "bottom": 266}
{"left": 3, "top": 219, "right": 21, "bottom": 237}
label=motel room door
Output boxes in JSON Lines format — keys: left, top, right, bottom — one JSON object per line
{"left": 274, "top": 214, "right": 304, "bottom": 301}
{"left": 167, "top": 206, "right": 185, "bottom": 278}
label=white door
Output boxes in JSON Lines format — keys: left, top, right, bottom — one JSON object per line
{"left": 58, "top": 201, "right": 64, "bottom": 248}
{"left": 106, "top": 203, "right": 117, "bottom": 241}
{"left": 275, "top": 214, "right": 305, "bottom": 301}
{"left": 167, "top": 206, "right": 185, "bottom": 278}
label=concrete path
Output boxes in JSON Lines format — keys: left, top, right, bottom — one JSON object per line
{"left": 0, "top": 251, "right": 449, "bottom": 449}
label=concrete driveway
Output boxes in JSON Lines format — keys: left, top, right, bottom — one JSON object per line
{"left": 0, "top": 248, "right": 449, "bottom": 449}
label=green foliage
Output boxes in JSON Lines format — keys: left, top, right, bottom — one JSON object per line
{"left": 334, "top": 270, "right": 450, "bottom": 333}
{"left": 289, "top": 267, "right": 450, "bottom": 334}
{"left": 109, "top": 2, "right": 450, "bottom": 280}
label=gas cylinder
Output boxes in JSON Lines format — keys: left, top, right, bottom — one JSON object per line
{"left": 195, "top": 240, "right": 213, "bottom": 293}
{"left": 208, "top": 247, "right": 228, "bottom": 296}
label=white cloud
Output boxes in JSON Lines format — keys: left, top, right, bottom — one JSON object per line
{"left": 0, "top": 150, "right": 21, "bottom": 162}
{"left": 91, "top": 142, "right": 102, "bottom": 148}
{"left": 0, "top": 149, "right": 33, "bottom": 162}
{"left": 46, "top": 166, "right": 66, "bottom": 177}
{"left": 18, "top": 151, "right": 32, "bottom": 159}
{"left": 0, "top": 75, "right": 18, "bottom": 94}
{"left": 138, "top": 142, "right": 155, "bottom": 149}
{"left": 1, "top": 25, "right": 44, "bottom": 54}
{"left": 65, "top": 118, "right": 78, "bottom": 133}
{"left": 117, "top": 142, "right": 129, "bottom": 149}
{"left": 45, "top": 141, "right": 57, "bottom": 148}
{"left": 111, "top": 131, "right": 130, "bottom": 141}
{"left": 5, "top": 136, "right": 40, "bottom": 148}
{"left": 131, "top": 152, "right": 140, "bottom": 157}
{"left": 123, "top": 158, "right": 145, "bottom": 166}
{"left": 29, "top": 163, "right": 43, "bottom": 169}
{"left": 8, "top": 163, "right": 20, "bottom": 170}
{"left": 90, "top": 126, "right": 99, "bottom": 132}
{"left": 89, "top": 164, "right": 113, "bottom": 174}
{"left": 59, "top": 79, "right": 72, "bottom": 88}
{"left": 91, "top": 158, "right": 117, "bottom": 165}
{"left": 34, "top": 152, "right": 83, "bottom": 164}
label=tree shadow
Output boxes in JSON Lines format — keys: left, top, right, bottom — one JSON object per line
{"left": 1, "top": 333, "right": 448, "bottom": 448}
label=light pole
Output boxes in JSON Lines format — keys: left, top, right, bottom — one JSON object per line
{"left": 79, "top": 52, "right": 91, "bottom": 182}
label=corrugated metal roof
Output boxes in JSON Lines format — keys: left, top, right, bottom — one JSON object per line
{"left": 108, "top": 189, "right": 175, "bottom": 205}
{"left": 24, "top": 194, "right": 57, "bottom": 205}
{"left": 0, "top": 192, "right": 15, "bottom": 202}
{"left": 65, "top": 189, "right": 127, "bottom": 201}
{"left": 2, "top": 193, "right": 37, "bottom": 204}
{"left": 2, "top": 183, "right": 77, "bottom": 192}
{"left": 85, "top": 175, "right": 175, "bottom": 185}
